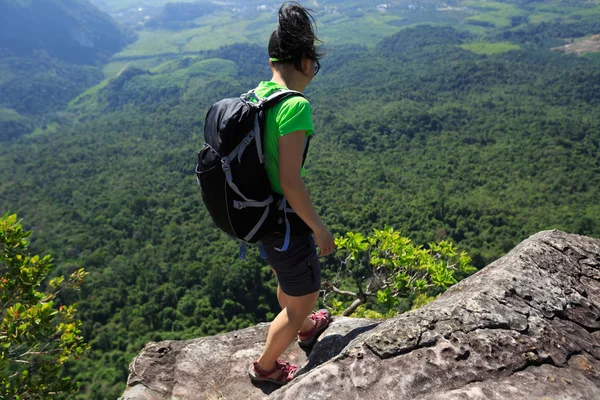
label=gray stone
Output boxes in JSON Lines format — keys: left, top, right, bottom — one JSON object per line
{"left": 120, "top": 318, "right": 379, "bottom": 400}
{"left": 121, "top": 230, "right": 600, "bottom": 400}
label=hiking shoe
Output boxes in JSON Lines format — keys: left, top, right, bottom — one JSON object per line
{"left": 298, "top": 309, "right": 331, "bottom": 347}
{"left": 248, "top": 360, "right": 298, "bottom": 385}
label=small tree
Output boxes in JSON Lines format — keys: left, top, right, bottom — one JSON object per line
{"left": 0, "top": 213, "right": 88, "bottom": 399}
{"left": 326, "top": 227, "right": 477, "bottom": 317}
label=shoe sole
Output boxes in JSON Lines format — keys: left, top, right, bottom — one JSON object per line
{"left": 248, "top": 363, "right": 295, "bottom": 385}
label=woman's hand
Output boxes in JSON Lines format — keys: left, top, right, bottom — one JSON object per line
{"left": 314, "top": 225, "right": 335, "bottom": 257}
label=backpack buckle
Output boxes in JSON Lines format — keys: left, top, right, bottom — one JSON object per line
{"left": 221, "top": 157, "right": 230, "bottom": 171}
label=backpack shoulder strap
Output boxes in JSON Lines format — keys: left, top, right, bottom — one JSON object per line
{"left": 240, "top": 88, "right": 306, "bottom": 109}
{"left": 260, "top": 89, "right": 306, "bottom": 109}
{"left": 240, "top": 89, "right": 260, "bottom": 104}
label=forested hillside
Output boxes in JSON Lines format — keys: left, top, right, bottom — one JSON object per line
{"left": 0, "top": 0, "right": 131, "bottom": 64}
{"left": 1, "top": 0, "right": 599, "bottom": 398}
{"left": 0, "top": 0, "right": 132, "bottom": 138}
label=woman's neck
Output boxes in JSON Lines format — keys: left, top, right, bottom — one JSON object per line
{"left": 271, "top": 71, "right": 307, "bottom": 92}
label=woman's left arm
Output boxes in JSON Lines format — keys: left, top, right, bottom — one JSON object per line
{"left": 278, "top": 130, "right": 334, "bottom": 256}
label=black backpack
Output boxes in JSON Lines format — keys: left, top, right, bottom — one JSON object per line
{"left": 196, "top": 89, "right": 311, "bottom": 252}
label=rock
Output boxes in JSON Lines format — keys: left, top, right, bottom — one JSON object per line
{"left": 121, "top": 230, "right": 600, "bottom": 399}
{"left": 120, "top": 318, "right": 380, "bottom": 400}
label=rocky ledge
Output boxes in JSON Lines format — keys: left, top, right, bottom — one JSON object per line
{"left": 121, "top": 230, "right": 600, "bottom": 399}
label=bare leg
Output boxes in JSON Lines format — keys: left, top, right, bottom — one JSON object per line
{"left": 257, "top": 290, "right": 319, "bottom": 371}
{"left": 272, "top": 268, "right": 288, "bottom": 309}
{"left": 272, "top": 269, "right": 314, "bottom": 333}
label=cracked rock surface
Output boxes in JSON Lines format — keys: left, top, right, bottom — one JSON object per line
{"left": 120, "top": 230, "right": 600, "bottom": 400}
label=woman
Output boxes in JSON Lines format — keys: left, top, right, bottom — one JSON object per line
{"left": 248, "top": 2, "right": 335, "bottom": 385}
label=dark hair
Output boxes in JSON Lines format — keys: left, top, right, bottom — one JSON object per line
{"left": 268, "top": 1, "right": 323, "bottom": 73}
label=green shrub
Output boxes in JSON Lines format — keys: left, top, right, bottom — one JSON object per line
{"left": 328, "top": 227, "right": 477, "bottom": 317}
{"left": 0, "top": 214, "right": 88, "bottom": 399}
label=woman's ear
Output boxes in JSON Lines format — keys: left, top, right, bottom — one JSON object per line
{"left": 301, "top": 57, "right": 312, "bottom": 76}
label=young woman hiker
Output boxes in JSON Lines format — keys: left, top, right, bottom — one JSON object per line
{"left": 247, "top": 2, "right": 335, "bottom": 386}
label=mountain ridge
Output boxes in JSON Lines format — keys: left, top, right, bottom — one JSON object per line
{"left": 0, "top": 0, "right": 132, "bottom": 65}
{"left": 0, "top": 0, "right": 133, "bottom": 134}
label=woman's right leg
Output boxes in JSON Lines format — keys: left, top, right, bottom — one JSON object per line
{"left": 256, "top": 289, "right": 319, "bottom": 371}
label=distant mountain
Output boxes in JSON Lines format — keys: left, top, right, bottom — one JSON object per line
{"left": 0, "top": 108, "right": 33, "bottom": 141}
{"left": 88, "top": 0, "right": 111, "bottom": 13}
{"left": 145, "top": 1, "right": 221, "bottom": 30}
{"left": 0, "top": 0, "right": 133, "bottom": 65}
{"left": 0, "top": 0, "right": 135, "bottom": 137}
{"left": 0, "top": 51, "right": 103, "bottom": 118}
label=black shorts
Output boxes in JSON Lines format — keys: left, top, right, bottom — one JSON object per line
{"left": 259, "top": 233, "right": 321, "bottom": 297}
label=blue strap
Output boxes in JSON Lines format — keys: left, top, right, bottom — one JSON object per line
{"left": 258, "top": 243, "right": 268, "bottom": 260}
{"left": 275, "top": 197, "right": 291, "bottom": 252}
{"left": 239, "top": 242, "right": 247, "bottom": 261}
{"left": 275, "top": 217, "right": 291, "bottom": 252}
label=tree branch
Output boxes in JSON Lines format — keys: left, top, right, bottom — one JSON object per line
{"left": 330, "top": 286, "right": 358, "bottom": 297}
{"left": 20, "top": 351, "right": 51, "bottom": 357}
{"left": 323, "top": 281, "right": 376, "bottom": 316}
{"left": 342, "top": 298, "right": 364, "bottom": 316}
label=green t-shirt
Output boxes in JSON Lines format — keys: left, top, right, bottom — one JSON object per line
{"left": 253, "top": 81, "right": 313, "bottom": 194}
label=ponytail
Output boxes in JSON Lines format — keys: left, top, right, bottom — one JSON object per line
{"left": 268, "top": 2, "right": 323, "bottom": 72}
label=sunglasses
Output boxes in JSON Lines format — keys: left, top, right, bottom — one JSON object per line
{"left": 270, "top": 57, "right": 321, "bottom": 76}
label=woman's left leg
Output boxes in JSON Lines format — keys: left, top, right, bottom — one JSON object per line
{"left": 250, "top": 234, "right": 329, "bottom": 384}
